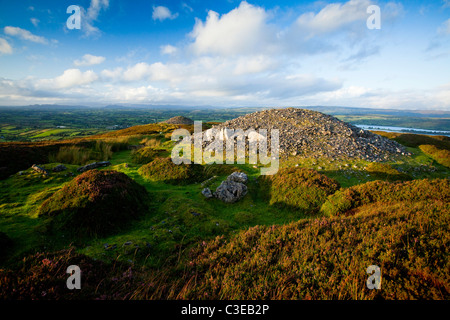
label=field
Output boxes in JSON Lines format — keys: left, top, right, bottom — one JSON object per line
{"left": 0, "top": 107, "right": 449, "bottom": 300}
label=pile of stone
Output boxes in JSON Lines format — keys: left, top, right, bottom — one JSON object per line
{"left": 199, "top": 108, "right": 410, "bottom": 162}
{"left": 202, "top": 172, "right": 248, "bottom": 203}
{"left": 161, "top": 116, "right": 194, "bottom": 125}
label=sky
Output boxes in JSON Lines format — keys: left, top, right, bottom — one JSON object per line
{"left": 0, "top": 0, "right": 449, "bottom": 110}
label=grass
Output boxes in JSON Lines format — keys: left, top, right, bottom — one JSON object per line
{"left": 260, "top": 167, "right": 340, "bottom": 214}
{"left": 0, "top": 125, "right": 449, "bottom": 300}
{"left": 419, "top": 145, "right": 450, "bottom": 168}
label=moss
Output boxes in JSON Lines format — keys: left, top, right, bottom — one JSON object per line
{"left": 260, "top": 167, "right": 340, "bottom": 214}
{"left": 37, "top": 170, "right": 149, "bottom": 238}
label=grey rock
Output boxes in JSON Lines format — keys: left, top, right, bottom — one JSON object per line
{"left": 214, "top": 179, "right": 247, "bottom": 203}
{"left": 77, "top": 161, "right": 111, "bottom": 173}
{"left": 52, "top": 164, "right": 67, "bottom": 172}
{"left": 227, "top": 171, "right": 248, "bottom": 184}
{"left": 201, "top": 187, "right": 214, "bottom": 198}
{"left": 31, "top": 164, "right": 49, "bottom": 176}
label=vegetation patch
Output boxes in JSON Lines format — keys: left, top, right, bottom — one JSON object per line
{"left": 155, "top": 200, "right": 449, "bottom": 300}
{"left": 131, "top": 147, "right": 166, "bottom": 164}
{"left": 37, "top": 170, "right": 149, "bottom": 238}
{"left": 260, "top": 167, "right": 340, "bottom": 214}
{"left": 0, "top": 248, "right": 141, "bottom": 300}
{"left": 419, "top": 145, "right": 450, "bottom": 168}
{"left": 138, "top": 157, "right": 204, "bottom": 185}
{"left": 365, "top": 162, "right": 411, "bottom": 181}
{"left": 321, "top": 178, "right": 450, "bottom": 217}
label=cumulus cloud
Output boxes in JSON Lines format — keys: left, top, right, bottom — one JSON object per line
{"left": 295, "top": 0, "right": 372, "bottom": 36}
{"left": 4, "top": 26, "right": 48, "bottom": 44}
{"left": 152, "top": 6, "right": 178, "bottom": 21}
{"left": 74, "top": 54, "right": 106, "bottom": 66}
{"left": 37, "top": 69, "right": 98, "bottom": 89}
{"left": 190, "top": 1, "right": 275, "bottom": 56}
{"left": 0, "top": 38, "right": 13, "bottom": 55}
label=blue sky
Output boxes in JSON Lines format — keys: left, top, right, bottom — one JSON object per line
{"left": 0, "top": 0, "right": 449, "bottom": 110}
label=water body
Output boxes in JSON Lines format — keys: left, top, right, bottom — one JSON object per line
{"left": 355, "top": 124, "right": 450, "bottom": 137}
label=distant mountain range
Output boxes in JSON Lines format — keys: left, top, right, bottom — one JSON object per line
{"left": 1, "top": 104, "right": 449, "bottom": 118}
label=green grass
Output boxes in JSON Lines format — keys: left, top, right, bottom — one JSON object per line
{"left": 1, "top": 127, "right": 450, "bottom": 300}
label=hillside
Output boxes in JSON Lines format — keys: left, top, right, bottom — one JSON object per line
{"left": 0, "top": 108, "right": 449, "bottom": 300}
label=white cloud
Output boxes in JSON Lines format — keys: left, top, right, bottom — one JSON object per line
{"left": 152, "top": 6, "right": 178, "bottom": 21}
{"left": 37, "top": 69, "right": 98, "bottom": 89}
{"left": 0, "top": 38, "right": 13, "bottom": 55}
{"left": 295, "top": 0, "right": 371, "bottom": 36}
{"left": 101, "top": 67, "right": 124, "bottom": 80}
{"left": 74, "top": 54, "right": 106, "bottom": 66}
{"left": 81, "top": 0, "right": 110, "bottom": 37}
{"left": 30, "top": 18, "right": 40, "bottom": 27}
{"left": 161, "top": 44, "right": 178, "bottom": 55}
{"left": 190, "top": 1, "right": 275, "bottom": 56}
{"left": 4, "top": 26, "right": 48, "bottom": 44}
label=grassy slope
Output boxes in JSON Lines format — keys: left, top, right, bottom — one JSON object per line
{"left": 0, "top": 127, "right": 449, "bottom": 299}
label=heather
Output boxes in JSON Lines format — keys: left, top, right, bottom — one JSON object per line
{"left": 260, "top": 167, "right": 340, "bottom": 214}
{"left": 37, "top": 170, "right": 149, "bottom": 238}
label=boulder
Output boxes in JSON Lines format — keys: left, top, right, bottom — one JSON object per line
{"left": 52, "top": 164, "right": 67, "bottom": 172}
{"left": 31, "top": 164, "right": 49, "bottom": 176}
{"left": 214, "top": 180, "right": 247, "bottom": 203}
{"left": 77, "top": 161, "right": 111, "bottom": 173}
{"left": 227, "top": 171, "right": 248, "bottom": 184}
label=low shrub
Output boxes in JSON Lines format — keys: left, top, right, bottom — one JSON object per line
{"left": 170, "top": 200, "right": 450, "bottom": 300}
{"left": 48, "top": 140, "right": 113, "bottom": 165}
{"left": 321, "top": 178, "right": 450, "bottom": 217}
{"left": 419, "top": 145, "right": 450, "bottom": 168}
{"left": 37, "top": 170, "right": 149, "bottom": 238}
{"left": 131, "top": 147, "right": 166, "bottom": 164}
{"left": 0, "top": 248, "right": 141, "bottom": 300}
{"left": 260, "top": 167, "right": 340, "bottom": 214}
{"left": 138, "top": 157, "right": 204, "bottom": 185}
{"left": 365, "top": 163, "right": 411, "bottom": 181}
